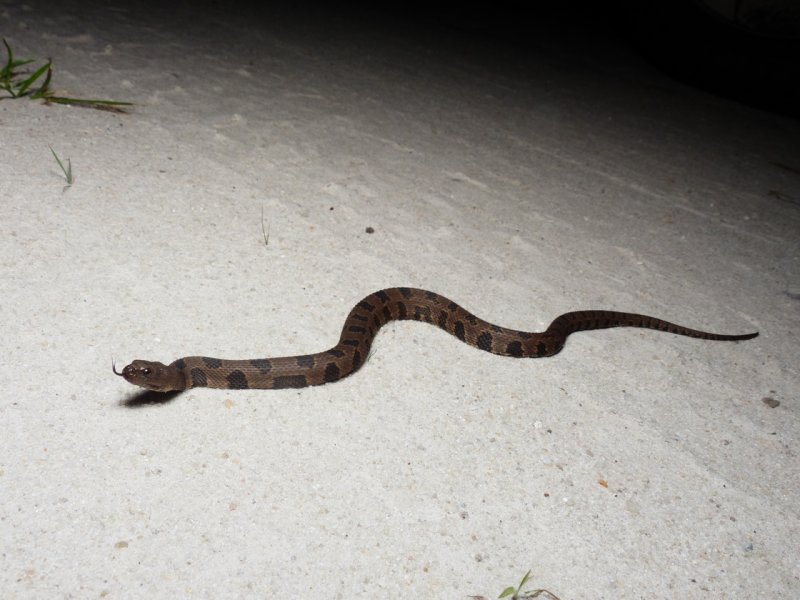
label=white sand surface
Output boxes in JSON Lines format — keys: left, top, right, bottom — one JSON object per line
{"left": 2, "top": 1, "right": 799, "bottom": 598}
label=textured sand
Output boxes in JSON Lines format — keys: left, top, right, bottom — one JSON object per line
{"left": 1, "top": 1, "right": 798, "bottom": 598}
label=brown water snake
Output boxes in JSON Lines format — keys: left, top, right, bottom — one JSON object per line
{"left": 114, "top": 287, "right": 758, "bottom": 392}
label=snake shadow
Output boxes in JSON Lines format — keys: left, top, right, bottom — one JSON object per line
{"left": 120, "top": 389, "right": 184, "bottom": 408}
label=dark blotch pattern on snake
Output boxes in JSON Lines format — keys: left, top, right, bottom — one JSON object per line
{"left": 115, "top": 287, "right": 758, "bottom": 392}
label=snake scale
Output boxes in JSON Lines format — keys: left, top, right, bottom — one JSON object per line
{"left": 115, "top": 287, "right": 758, "bottom": 392}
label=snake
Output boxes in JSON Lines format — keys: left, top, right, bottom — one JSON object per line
{"left": 114, "top": 287, "right": 758, "bottom": 392}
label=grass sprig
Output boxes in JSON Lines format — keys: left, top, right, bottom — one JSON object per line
{"left": 49, "top": 146, "right": 73, "bottom": 186}
{"left": 497, "top": 570, "right": 560, "bottom": 600}
{"left": 1, "top": 38, "right": 131, "bottom": 112}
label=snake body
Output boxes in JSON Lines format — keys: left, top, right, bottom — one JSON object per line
{"left": 115, "top": 287, "right": 758, "bottom": 392}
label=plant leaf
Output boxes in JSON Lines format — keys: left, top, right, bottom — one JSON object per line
{"left": 498, "top": 587, "right": 517, "bottom": 599}
{"left": 29, "top": 62, "right": 53, "bottom": 98}
{"left": 1, "top": 38, "right": 131, "bottom": 111}
{"left": 43, "top": 96, "right": 132, "bottom": 112}
{"left": 518, "top": 570, "right": 532, "bottom": 590}
{"left": 49, "top": 145, "right": 73, "bottom": 185}
{"left": 1, "top": 39, "right": 36, "bottom": 89}
{"left": 15, "top": 60, "right": 50, "bottom": 96}
{"left": 1, "top": 38, "right": 14, "bottom": 79}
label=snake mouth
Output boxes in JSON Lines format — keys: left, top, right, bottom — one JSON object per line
{"left": 111, "top": 359, "right": 146, "bottom": 386}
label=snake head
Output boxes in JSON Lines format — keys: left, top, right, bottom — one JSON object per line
{"left": 113, "top": 359, "right": 183, "bottom": 392}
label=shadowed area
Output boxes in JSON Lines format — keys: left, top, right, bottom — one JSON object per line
{"left": 120, "top": 389, "right": 184, "bottom": 408}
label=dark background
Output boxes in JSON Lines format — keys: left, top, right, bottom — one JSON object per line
{"left": 218, "top": 0, "right": 799, "bottom": 119}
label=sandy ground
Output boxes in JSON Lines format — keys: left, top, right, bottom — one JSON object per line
{"left": 1, "top": 1, "right": 799, "bottom": 598}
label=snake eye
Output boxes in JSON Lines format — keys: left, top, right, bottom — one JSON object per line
{"left": 142, "top": 368, "right": 152, "bottom": 376}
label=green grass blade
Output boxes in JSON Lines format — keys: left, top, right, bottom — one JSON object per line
{"left": 44, "top": 95, "right": 133, "bottom": 112}
{"left": 518, "top": 571, "right": 531, "bottom": 589}
{"left": 1, "top": 40, "right": 38, "bottom": 96}
{"left": 1, "top": 38, "right": 14, "bottom": 79}
{"left": 49, "top": 146, "right": 73, "bottom": 185}
{"left": 2, "top": 39, "right": 36, "bottom": 74}
{"left": 29, "top": 64, "right": 53, "bottom": 99}
{"left": 48, "top": 96, "right": 132, "bottom": 106}
{"left": 15, "top": 60, "right": 50, "bottom": 96}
